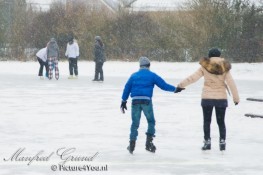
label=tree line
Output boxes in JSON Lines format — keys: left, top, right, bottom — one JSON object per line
{"left": 0, "top": 0, "right": 262, "bottom": 62}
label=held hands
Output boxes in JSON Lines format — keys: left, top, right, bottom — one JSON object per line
{"left": 120, "top": 101, "right": 127, "bottom": 114}
{"left": 174, "top": 87, "right": 185, "bottom": 93}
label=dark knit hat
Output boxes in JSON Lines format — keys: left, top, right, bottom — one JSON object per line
{"left": 139, "top": 57, "right": 150, "bottom": 67}
{"left": 208, "top": 48, "right": 221, "bottom": 58}
{"left": 68, "top": 35, "right": 74, "bottom": 42}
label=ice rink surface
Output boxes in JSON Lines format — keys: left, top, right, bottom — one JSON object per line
{"left": 0, "top": 61, "right": 262, "bottom": 175}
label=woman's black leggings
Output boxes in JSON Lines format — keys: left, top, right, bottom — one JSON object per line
{"left": 202, "top": 106, "right": 226, "bottom": 141}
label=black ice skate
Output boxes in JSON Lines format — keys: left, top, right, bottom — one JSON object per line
{"left": 219, "top": 139, "right": 226, "bottom": 151}
{"left": 127, "top": 140, "right": 136, "bottom": 154}
{"left": 145, "top": 135, "right": 156, "bottom": 153}
{"left": 202, "top": 139, "right": 211, "bottom": 150}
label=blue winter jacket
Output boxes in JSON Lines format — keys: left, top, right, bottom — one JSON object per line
{"left": 122, "top": 69, "right": 176, "bottom": 101}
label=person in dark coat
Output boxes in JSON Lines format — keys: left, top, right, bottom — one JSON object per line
{"left": 120, "top": 56, "right": 185, "bottom": 154}
{"left": 47, "top": 38, "right": 60, "bottom": 80}
{"left": 93, "top": 36, "right": 106, "bottom": 81}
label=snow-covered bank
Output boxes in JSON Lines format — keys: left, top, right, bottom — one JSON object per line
{"left": 0, "top": 61, "right": 262, "bottom": 80}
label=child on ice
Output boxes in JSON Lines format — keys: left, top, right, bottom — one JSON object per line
{"left": 47, "top": 38, "right": 60, "bottom": 80}
{"left": 36, "top": 47, "right": 48, "bottom": 79}
{"left": 120, "top": 57, "right": 184, "bottom": 154}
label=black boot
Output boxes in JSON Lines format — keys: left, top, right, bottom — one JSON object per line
{"left": 145, "top": 135, "right": 156, "bottom": 153}
{"left": 127, "top": 140, "right": 136, "bottom": 154}
{"left": 202, "top": 139, "right": 211, "bottom": 150}
{"left": 219, "top": 139, "right": 226, "bottom": 151}
{"left": 99, "top": 72, "right": 104, "bottom": 81}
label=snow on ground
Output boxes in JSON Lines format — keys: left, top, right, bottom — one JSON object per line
{"left": 0, "top": 61, "right": 262, "bottom": 175}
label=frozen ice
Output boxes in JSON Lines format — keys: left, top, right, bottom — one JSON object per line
{"left": 0, "top": 61, "right": 262, "bottom": 175}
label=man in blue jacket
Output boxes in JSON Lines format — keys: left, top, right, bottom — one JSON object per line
{"left": 121, "top": 57, "right": 184, "bottom": 154}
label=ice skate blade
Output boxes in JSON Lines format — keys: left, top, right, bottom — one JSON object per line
{"left": 145, "top": 148, "right": 156, "bottom": 153}
{"left": 68, "top": 76, "right": 78, "bottom": 79}
{"left": 202, "top": 149, "right": 211, "bottom": 151}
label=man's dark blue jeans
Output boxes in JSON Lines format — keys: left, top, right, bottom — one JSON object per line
{"left": 130, "top": 99, "right": 155, "bottom": 141}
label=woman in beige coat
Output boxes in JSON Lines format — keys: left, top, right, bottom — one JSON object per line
{"left": 178, "top": 48, "right": 239, "bottom": 151}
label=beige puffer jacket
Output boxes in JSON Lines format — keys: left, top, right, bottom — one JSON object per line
{"left": 178, "top": 57, "right": 240, "bottom": 103}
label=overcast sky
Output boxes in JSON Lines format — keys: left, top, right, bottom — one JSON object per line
{"left": 27, "top": 0, "right": 262, "bottom": 3}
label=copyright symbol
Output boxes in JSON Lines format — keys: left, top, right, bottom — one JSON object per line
{"left": 51, "top": 165, "right": 57, "bottom": 171}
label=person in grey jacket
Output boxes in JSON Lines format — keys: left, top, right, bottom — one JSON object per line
{"left": 93, "top": 36, "right": 106, "bottom": 81}
{"left": 47, "top": 38, "right": 60, "bottom": 80}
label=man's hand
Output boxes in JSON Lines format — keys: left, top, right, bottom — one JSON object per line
{"left": 174, "top": 87, "right": 185, "bottom": 93}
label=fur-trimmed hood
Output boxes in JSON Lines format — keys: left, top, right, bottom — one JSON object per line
{"left": 199, "top": 57, "right": 231, "bottom": 75}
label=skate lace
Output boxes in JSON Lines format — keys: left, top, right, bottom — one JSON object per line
{"left": 203, "top": 140, "right": 211, "bottom": 144}
{"left": 220, "top": 140, "right": 226, "bottom": 144}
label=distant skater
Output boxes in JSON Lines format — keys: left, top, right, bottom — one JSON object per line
{"left": 47, "top": 38, "right": 60, "bottom": 80}
{"left": 36, "top": 47, "right": 48, "bottom": 79}
{"left": 177, "top": 48, "right": 240, "bottom": 151}
{"left": 65, "top": 35, "right": 79, "bottom": 79}
{"left": 93, "top": 36, "right": 106, "bottom": 81}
